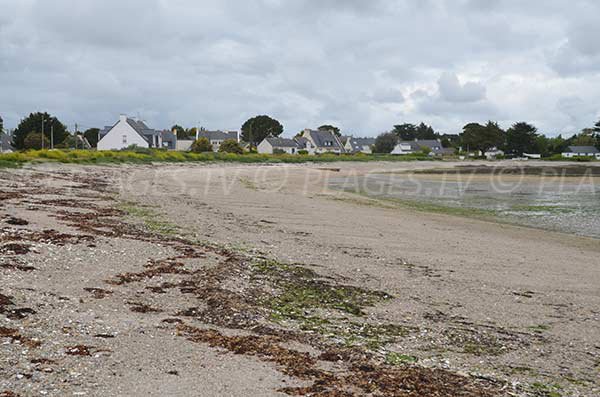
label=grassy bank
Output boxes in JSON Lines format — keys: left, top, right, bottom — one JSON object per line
{"left": 0, "top": 149, "right": 434, "bottom": 168}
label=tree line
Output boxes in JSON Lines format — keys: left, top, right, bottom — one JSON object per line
{"left": 373, "top": 120, "right": 600, "bottom": 156}
{"left": 3, "top": 111, "right": 600, "bottom": 156}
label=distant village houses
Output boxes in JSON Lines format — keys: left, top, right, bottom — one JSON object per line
{"left": 343, "top": 137, "right": 375, "bottom": 154}
{"left": 176, "top": 130, "right": 239, "bottom": 152}
{"left": 257, "top": 136, "right": 300, "bottom": 154}
{"left": 299, "top": 129, "right": 345, "bottom": 154}
{"left": 256, "top": 129, "right": 347, "bottom": 155}
{"left": 391, "top": 139, "right": 452, "bottom": 156}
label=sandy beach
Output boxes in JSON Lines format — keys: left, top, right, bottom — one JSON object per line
{"left": 1, "top": 161, "right": 599, "bottom": 396}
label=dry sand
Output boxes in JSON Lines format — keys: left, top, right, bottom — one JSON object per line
{"left": 1, "top": 160, "right": 599, "bottom": 396}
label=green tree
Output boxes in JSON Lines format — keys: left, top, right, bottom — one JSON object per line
{"left": 373, "top": 132, "right": 397, "bottom": 153}
{"left": 415, "top": 122, "right": 437, "bottom": 139}
{"left": 241, "top": 115, "right": 283, "bottom": 146}
{"left": 573, "top": 128, "right": 597, "bottom": 146}
{"left": 23, "top": 132, "right": 49, "bottom": 150}
{"left": 83, "top": 128, "right": 100, "bottom": 148}
{"left": 12, "top": 112, "right": 68, "bottom": 150}
{"left": 546, "top": 135, "right": 568, "bottom": 155}
{"left": 318, "top": 125, "right": 341, "bottom": 137}
{"left": 218, "top": 139, "right": 243, "bottom": 154}
{"left": 191, "top": 137, "right": 213, "bottom": 153}
{"left": 187, "top": 127, "right": 198, "bottom": 138}
{"left": 460, "top": 121, "right": 505, "bottom": 153}
{"left": 534, "top": 135, "right": 550, "bottom": 157}
{"left": 56, "top": 134, "right": 79, "bottom": 149}
{"left": 393, "top": 123, "right": 417, "bottom": 140}
{"left": 393, "top": 122, "right": 437, "bottom": 140}
{"left": 506, "top": 122, "right": 539, "bottom": 156}
{"left": 171, "top": 125, "right": 188, "bottom": 139}
{"left": 593, "top": 119, "right": 600, "bottom": 134}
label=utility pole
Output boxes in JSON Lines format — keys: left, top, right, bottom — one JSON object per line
{"left": 50, "top": 124, "right": 54, "bottom": 149}
{"left": 75, "top": 123, "right": 78, "bottom": 149}
{"left": 41, "top": 117, "right": 45, "bottom": 150}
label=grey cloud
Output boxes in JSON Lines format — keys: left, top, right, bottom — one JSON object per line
{"left": 0, "top": 0, "right": 598, "bottom": 137}
{"left": 370, "top": 88, "right": 405, "bottom": 104}
{"left": 438, "top": 73, "right": 486, "bottom": 103}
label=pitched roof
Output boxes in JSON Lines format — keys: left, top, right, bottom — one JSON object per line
{"left": 161, "top": 130, "right": 176, "bottom": 143}
{"left": 306, "top": 129, "right": 344, "bottom": 150}
{"left": 198, "top": 130, "right": 238, "bottom": 141}
{"left": 0, "top": 133, "right": 13, "bottom": 151}
{"left": 398, "top": 139, "right": 445, "bottom": 153}
{"left": 566, "top": 146, "right": 599, "bottom": 154}
{"left": 99, "top": 117, "right": 160, "bottom": 145}
{"left": 347, "top": 137, "right": 375, "bottom": 152}
{"left": 265, "top": 136, "right": 299, "bottom": 148}
{"left": 295, "top": 136, "right": 310, "bottom": 148}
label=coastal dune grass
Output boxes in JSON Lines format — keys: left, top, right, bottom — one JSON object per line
{"left": 0, "top": 149, "right": 433, "bottom": 167}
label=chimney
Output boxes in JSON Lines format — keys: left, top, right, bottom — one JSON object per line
{"left": 119, "top": 114, "right": 127, "bottom": 123}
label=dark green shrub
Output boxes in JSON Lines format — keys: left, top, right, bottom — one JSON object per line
{"left": 191, "top": 137, "right": 213, "bottom": 153}
{"left": 219, "top": 139, "right": 243, "bottom": 154}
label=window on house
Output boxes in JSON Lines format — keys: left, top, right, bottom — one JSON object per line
{"left": 122, "top": 135, "right": 127, "bottom": 144}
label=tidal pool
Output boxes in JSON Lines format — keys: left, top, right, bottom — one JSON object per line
{"left": 330, "top": 168, "right": 600, "bottom": 239}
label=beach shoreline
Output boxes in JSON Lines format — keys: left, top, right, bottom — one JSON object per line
{"left": 1, "top": 161, "right": 599, "bottom": 396}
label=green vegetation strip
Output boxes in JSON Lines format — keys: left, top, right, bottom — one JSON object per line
{"left": 0, "top": 148, "right": 434, "bottom": 168}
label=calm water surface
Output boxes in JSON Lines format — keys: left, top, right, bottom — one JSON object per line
{"left": 330, "top": 172, "right": 600, "bottom": 239}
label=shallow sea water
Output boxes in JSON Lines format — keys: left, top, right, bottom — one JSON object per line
{"left": 330, "top": 172, "right": 600, "bottom": 239}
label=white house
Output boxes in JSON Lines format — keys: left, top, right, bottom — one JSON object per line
{"left": 562, "top": 146, "right": 600, "bottom": 159}
{"left": 1, "top": 133, "right": 14, "bottom": 153}
{"left": 344, "top": 137, "right": 375, "bottom": 154}
{"left": 295, "top": 137, "right": 315, "bottom": 155}
{"left": 299, "top": 129, "right": 345, "bottom": 154}
{"left": 391, "top": 139, "right": 450, "bottom": 156}
{"left": 97, "top": 115, "right": 162, "bottom": 151}
{"left": 484, "top": 147, "right": 505, "bottom": 160}
{"left": 257, "top": 136, "right": 299, "bottom": 154}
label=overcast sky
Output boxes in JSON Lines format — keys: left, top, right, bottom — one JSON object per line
{"left": 1, "top": 0, "right": 599, "bottom": 137}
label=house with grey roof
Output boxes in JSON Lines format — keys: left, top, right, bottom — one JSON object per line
{"left": 344, "top": 137, "right": 375, "bottom": 154}
{"left": 299, "top": 129, "right": 345, "bottom": 154}
{"left": 257, "top": 135, "right": 299, "bottom": 154}
{"left": 97, "top": 115, "right": 164, "bottom": 151}
{"left": 1, "top": 132, "right": 14, "bottom": 153}
{"left": 175, "top": 130, "right": 239, "bottom": 152}
{"left": 197, "top": 130, "right": 239, "bottom": 152}
{"left": 391, "top": 139, "right": 451, "bottom": 156}
{"left": 161, "top": 130, "right": 177, "bottom": 150}
{"left": 562, "top": 146, "right": 600, "bottom": 159}
{"left": 294, "top": 136, "right": 314, "bottom": 153}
